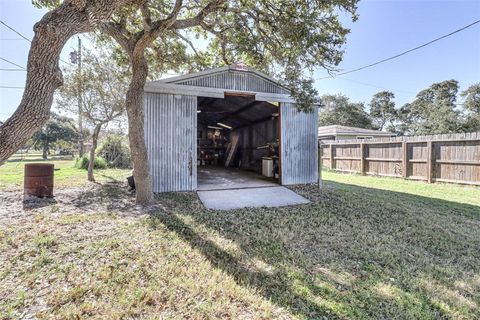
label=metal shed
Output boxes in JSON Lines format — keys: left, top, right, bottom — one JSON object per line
{"left": 144, "top": 63, "right": 319, "bottom": 193}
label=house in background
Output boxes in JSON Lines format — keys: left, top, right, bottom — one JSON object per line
{"left": 318, "top": 125, "right": 396, "bottom": 141}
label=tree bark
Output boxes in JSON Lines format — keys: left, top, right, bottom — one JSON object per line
{"left": 126, "top": 52, "right": 152, "bottom": 204}
{"left": 88, "top": 123, "right": 102, "bottom": 182}
{"left": 0, "top": 0, "right": 140, "bottom": 166}
{"left": 42, "top": 146, "right": 48, "bottom": 160}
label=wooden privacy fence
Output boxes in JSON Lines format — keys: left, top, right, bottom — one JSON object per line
{"left": 320, "top": 132, "right": 480, "bottom": 185}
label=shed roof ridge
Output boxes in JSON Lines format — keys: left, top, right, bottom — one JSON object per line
{"left": 148, "top": 64, "right": 288, "bottom": 90}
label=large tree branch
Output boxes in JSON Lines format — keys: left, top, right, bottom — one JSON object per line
{"left": 171, "top": 0, "right": 226, "bottom": 30}
{"left": 140, "top": 1, "right": 152, "bottom": 32}
{"left": 135, "top": 0, "right": 183, "bottom": 51}
{"left": 162, "top": 0, "right": 183, "bottom": 27}
{"left": 175, "top": 31, "right": 201, "bottom": 59}
{"left": 0, "top": 0, "right": 141, "bottom": 165}
{"left": 100, "top": 20, "right": 132, "bottom": 53}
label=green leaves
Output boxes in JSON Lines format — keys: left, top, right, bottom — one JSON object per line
{"left": 32, "top": 112, "right": 78, "bottom": 155}
{"left": 95, "top": 0, "right": 359, "bottom": 111}
{"left": 57, "top": 46, "right": 127, "bottom": 126}
{"left": 460, "top": 83, "right": 480, "bottom": 131}
{"left": 406, "top": 80, "right": 461, "bottom": 135}
{"left": 319, "top": 94, "right": 374, "bottom": 129}
{"left": 460, "top": 83, "right": 480, "bottom": 114}
{"left": 369, "top": 91, "right": 396, "bottom": 131}
{"left": 32, "top": 0, "right": 60, "bottom": 9}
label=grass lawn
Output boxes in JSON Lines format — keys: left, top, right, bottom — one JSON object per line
{"left": 0, "top": 165, "right": 479, "bottom": 319}
{"left": 0, "top": 154, "right": 130, "bottom": 191}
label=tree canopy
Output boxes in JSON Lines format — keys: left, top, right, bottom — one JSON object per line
{"left": 57, "top": 48, "right": 127, "bottom": 128}
{"left": 32, "top": 113, "right": 78, "bottom": 159}
{"left": 460, "top": 83, "right": 480, "bottom": 132}
{"left": 319, "top": 81, "right": 480, "bottom": 136}
{"left": 95, "top": 0, "right": 359, "bottom": 110}
{"left": 56, "top": 48, "right": 127, "bottom": 181}
{"left": 401, "top": 80, "right": 461, "bottom": 135}
{"left": 369, "top": 91, "right": 396, "bottom": 131}
{"left": 319, "top": 94, "right": 373, "bottom": 129}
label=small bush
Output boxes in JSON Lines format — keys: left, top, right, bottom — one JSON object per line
{"left": 75, "top": 155, "right": 108, "bottom": 170}
{"left": 97, "top": 135, "right": 132, "bottom": 168}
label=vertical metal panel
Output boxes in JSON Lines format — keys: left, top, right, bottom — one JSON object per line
{"left": 235, "top": 118, "right": 278, "bottom": 173}
{"left": 280, "top": 103, "right": 318, "bottom": 185}
{"left": 176, "top": 70, "right": 290, "bottom": 94}
{"left": 144, "top": 93, "right": 197, "bottom": 192}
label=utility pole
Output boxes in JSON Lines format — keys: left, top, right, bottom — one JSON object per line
{"left": 71, "top": 38, "right": 84, "bottom": 156}
{"left": 77, "top": 37, "right": 84, "bottom": 157}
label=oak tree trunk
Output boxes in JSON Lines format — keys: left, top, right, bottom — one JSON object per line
{"left": 88, "top": 124, "right": 102, "bottom": 182}
{"left": 126, "top": 53, "right": 153, "bottom": 204}
{"left": 0, "top": 0, "right": 139, "bottom": 165}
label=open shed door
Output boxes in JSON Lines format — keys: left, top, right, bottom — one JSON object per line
{"left": 280, "top": 102, "right": 318, "bottom": 185}
{"left": 144, "top": 93, "right": 197, "bottom": 192}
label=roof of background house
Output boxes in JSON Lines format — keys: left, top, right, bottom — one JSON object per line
{"left": 318, "top": 125, "right": 396, "bottom": 137}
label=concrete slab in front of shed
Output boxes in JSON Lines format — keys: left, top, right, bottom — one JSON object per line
{"left": 197, "top": 186, "right": 310, "bottom": 210}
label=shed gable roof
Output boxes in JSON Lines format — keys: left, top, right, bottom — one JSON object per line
{"left": 151, "top": 64, "right": 290, "bottom": 95}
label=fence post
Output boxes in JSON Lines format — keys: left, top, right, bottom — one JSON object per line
{"left": 402, "top": 141, "right": 408, "bottom": 178}
{"left": 318, "top": 143, "right": 322, "bottom": 189}
{"left": 360, "top": 142, "right": 365, "bottom": 175}
{"left": 427, "top": 141, "right": 433, "bottom": 183}
{"left": 330, "top": 143, "right": 335, "bottom": 170}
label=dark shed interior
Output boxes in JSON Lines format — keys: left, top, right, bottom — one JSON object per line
{"left": 197, "top": 95, "right": 280, "bottom": 184}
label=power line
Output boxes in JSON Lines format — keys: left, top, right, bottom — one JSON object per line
{"left": 0, "top": 68, "right": 26, "bottom": 71}
{"left": 0, "top": 20, "right": 31, "bottom": 42}
{"left": 333, "top": 76, "right": 416, "bottom": 94}
{"left": 0, "top": 86, "right": 25, "bottom": 89}
{"left": 0, "top": 19, "right": 74, "bottom": 67}
{"left": 317, "top": 18, "right": 480, "bottom": 80}
{"left": 315, "top": 70, "right": 416, "bottom": 95}
{"left": 0, "top": 57, "right": 26, "bottom": 70}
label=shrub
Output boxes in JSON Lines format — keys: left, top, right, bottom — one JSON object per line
{"left": 75, "top": 155, "right": 108, "bottom": 170}
{"left": 97, "top": 135, "right": 132, "bottom": 168}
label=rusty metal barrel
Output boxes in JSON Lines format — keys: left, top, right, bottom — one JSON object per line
{"left": 24, "top": 163, "right": 54, "bottom": 197}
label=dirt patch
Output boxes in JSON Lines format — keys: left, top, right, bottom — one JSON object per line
{"left": 0, "top": 183, "right": 162, "bottom": 221}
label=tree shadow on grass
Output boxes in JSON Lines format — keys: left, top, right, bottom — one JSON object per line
{"left": 58, "top": 182, "right": 141, "bottom": 216}
{"left": 151, "top": 181, "right": 480, "bottom": 319}
{"left": 149, "top": 210, "right": 336, "bottom": 319}
{"left": 22, "top": 195, "right": 58, "bottom": 210}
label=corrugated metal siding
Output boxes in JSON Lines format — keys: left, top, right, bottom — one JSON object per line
{"left": 144, "top": 93, "right": 197, "bottom": 192}
{"left": 236, "top": 118, "right": 278, "bottom": 173}
{"left": 280, "top": 103, "right": 318, "bottom": 185}
{"left": 175, "top": 70, "right": 290, "bottom": 94}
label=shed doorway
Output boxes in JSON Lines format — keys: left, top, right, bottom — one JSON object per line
{"left": 196, "top": 94, "right": 281, "bottom": 191}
